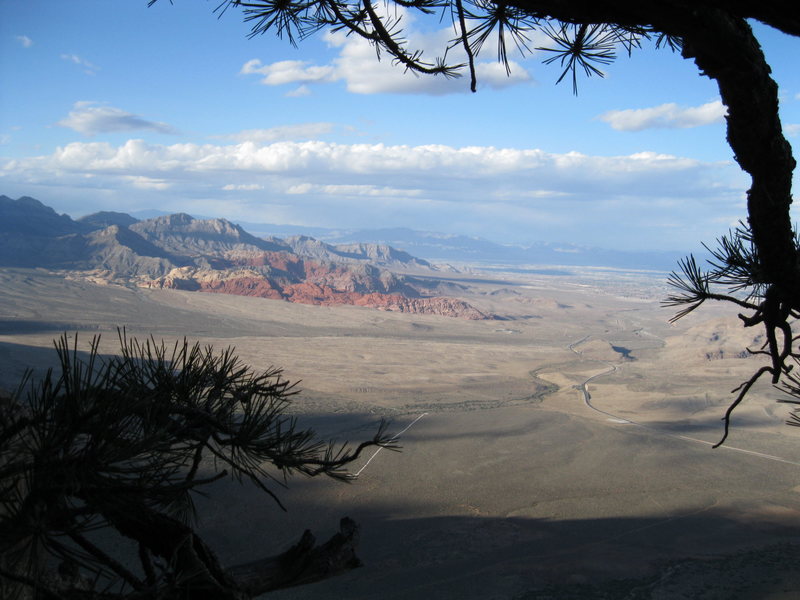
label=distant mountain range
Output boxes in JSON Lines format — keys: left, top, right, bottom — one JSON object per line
{"left": 130, "top": 210, "right": 686, "bottom": 271}
{"left": 0, "top": 195, "right": 489, "bottom": 319}
{"left": 321, "top": 227, "right": 687, "bottom": 271}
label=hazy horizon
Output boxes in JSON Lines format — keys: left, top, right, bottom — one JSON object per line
{"left": 2, "top": 193, "right": 697, "bottom": 271}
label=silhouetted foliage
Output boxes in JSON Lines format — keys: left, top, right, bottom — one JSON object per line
{"left": 151, "top": 0, "right": 800, "bottom": 444}
{"left": 665, "top": 223, "right": 800, "bottom": 445}
{"left": 0, "top": 332, "right": 394, "bottom": 598}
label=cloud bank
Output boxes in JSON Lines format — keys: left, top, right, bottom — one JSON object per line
{"left": 1, "top": 137, "right": 748, "bottom": 250}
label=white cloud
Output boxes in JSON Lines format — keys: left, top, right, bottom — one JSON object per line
{"left": 786, "top": 124, "right": 800, "bottom": 137}
{"left": 124, "top": 176, "right": 171, "bottom": 190}
{"left": 216, "top": 123, "right": 335, "bottom": 143}
{"left": 57, "top": 102, "right": 177, "bottom": 136}
{"left": 327, "top": 28, "right": 531, "bottom": 95}
{"left": 16, "top": 35, "right": 33, "bottom": 48}
{"left": 1, "top": 138, "right": 749, "bottom": 251}
{"left": 3, "top": 139, "right": 732, "bottom": 192}
{"left": 240, "top": 16, "right": 533, "bottom": 96}
{"left": 240, "top": 59, "right": 337, "bottom": 85}
{"left": 598, "top": 100, "right": 727, "bottom": 131}
{"left": 61, "top": 53, "right": 100, "bottom": 75}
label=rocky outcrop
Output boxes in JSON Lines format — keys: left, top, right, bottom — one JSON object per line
{"left": 142, "top": 264, "right": 491, "bottom": 319}
{"left": 83, "top": 225, "right": 183, "bottom": 276}
{"left": 130, "top": 214, "right": 289, "bottom": 257}
{"left": 349, "top": 294, "right": 489, "bottom": 319}
{"left": 286, "top": 236, "right": 431, "bottom": 269}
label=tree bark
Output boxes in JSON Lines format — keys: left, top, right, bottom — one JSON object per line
{"left": 678, "top": 11, "right": 797, "bottom": 297}
{"left": 228, "top": 517, "right": 362, "bottom": 595}
{"left": 504, "top": 1, "right": 800, "bottom": 37}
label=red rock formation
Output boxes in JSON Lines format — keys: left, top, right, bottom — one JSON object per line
{"left": 198, "top": 277, "right": 285, "bottom": 300}
{"left": 139, "top": 251, "right": 492, "bottom": 320}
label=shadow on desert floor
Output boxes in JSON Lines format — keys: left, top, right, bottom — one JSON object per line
{"left": 0, "top": 338, "right": 75, "bottom": 389}
{"left": 235, "top": 509, "right": 800, "bottom": 599}
{"left": 0, "top": 337, "right": 129, "bottom": 389}
{"left": 0, "top": 318, "right": 103, "bottom": 335}
{"left": 5, "top": 333, "right": 800, "bottom": 599}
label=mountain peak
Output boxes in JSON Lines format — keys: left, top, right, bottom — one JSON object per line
{"left": 129, "top": 213, "right": 288, "bottom": 255}
{"left": 0, "top": 195, "right": 84, "bottom": 237}
{"left": 145, "top": 213, "right": 196, "bottom": 227}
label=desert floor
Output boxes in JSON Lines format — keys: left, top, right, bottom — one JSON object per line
{"left": 2, "top": 265, "right": 800, "bottom": 599}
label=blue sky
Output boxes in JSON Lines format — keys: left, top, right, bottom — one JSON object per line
{"left": 1, "top": 1, "right": 799, "bottom": 251}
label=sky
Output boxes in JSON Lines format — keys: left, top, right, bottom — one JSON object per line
{"left": 1, "top": 1, "right": 799, "bottom": 252}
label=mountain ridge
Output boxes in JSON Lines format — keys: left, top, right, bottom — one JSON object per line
{"left": 127, "top": 209, "right": 686, "bottom": 270}
{"left": 0, "top": 195, "right": 491, "bottom": 319}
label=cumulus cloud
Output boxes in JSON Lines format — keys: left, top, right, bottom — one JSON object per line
{"left": 2, "top": 139, "right": 734, "bottom": 195}
{"left": 598, "top": 100, "right": 727, "bottom": 131}
{"left": 57, "top": 102, "right": 177, "bottom": 136}
{"left": 326, "top": 28, "right": 531, "bottom": 95}
{"left": 1, "top": 138, "right": 749, "bottom": 250}
{"left": 786, "top": 124, "right": 800, "bottom": 137}
{"left": 240, "top": 16, "right": 532, "bottom": 95}
{"left": 16, "top": 35, "right": 33, "bottom": 48}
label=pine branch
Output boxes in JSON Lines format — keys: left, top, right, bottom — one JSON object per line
{"left": 2, "top": 332, "right": 394, "bottom": 597}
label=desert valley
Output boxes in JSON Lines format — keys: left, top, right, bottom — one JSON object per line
{"left": 3, "top": 196, "right": 800, "bottom": 598}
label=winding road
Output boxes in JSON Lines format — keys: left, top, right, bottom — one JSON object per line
{"left": 568, "top": 336, "right": 800, "bottom": 467}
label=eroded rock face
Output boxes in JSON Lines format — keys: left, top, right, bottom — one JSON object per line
{"left": 142, "top": 260, "right": 491, "bottom": 320}
{"left": 116, "top": 228, "right": 493, "bottom": 319}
